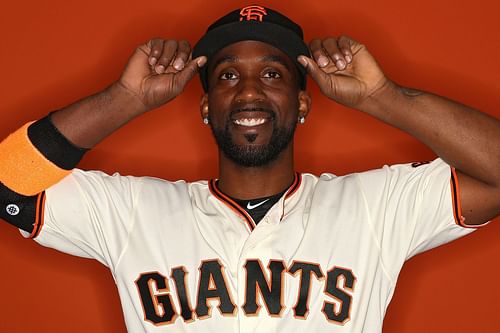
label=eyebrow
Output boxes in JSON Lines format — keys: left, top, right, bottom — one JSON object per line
{"left": 211, "top": 54, "right": 292, "bottom": 70}
{"left": 211, "top": 55, "right": 238, "bottom": 70}
{"left": 258, "top": 55, "right": 291, "bottom": 70}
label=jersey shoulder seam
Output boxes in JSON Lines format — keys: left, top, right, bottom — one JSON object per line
{"left": 38, "top": 218, "right": 108, "bottom": 265}
{"left": 353, "top": 172, "right": 396, "bottom": 286}
{"left": 113, "top": 177, "right": 147, "bottom": 274}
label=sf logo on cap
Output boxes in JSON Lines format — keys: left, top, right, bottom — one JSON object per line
{"left": 239, "top": 5, "right": 267, "bottom": 22}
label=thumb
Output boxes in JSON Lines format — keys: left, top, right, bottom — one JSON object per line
{"left": 298, "top": 55, "right": 329, "bottom": 87}
{"left": 174, "top": 56, "right": 207, "bottom": 88}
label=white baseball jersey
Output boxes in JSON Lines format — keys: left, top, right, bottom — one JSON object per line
{"left": 28, "top": 158, "right": 477, "bottom": 332}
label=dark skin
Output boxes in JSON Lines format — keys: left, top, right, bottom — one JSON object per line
{"left": 51, "top": 36, "right": 500, "bottom": 225}
{"left": 200, "top": 41, "right": 311, "bottom": 199}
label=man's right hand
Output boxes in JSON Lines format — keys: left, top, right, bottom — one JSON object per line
{"left": 49, "top": 39, "right": 206, "bottom": 149}
{"left": 118, "top": 39, "right": 207, "bottom": 112}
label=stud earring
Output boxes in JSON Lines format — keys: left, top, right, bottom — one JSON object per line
{"left": 298, "top": 116, "right": 305, "bottom": 124}
{"left": 203, "top": 117, "right": 209, "bottom": 125}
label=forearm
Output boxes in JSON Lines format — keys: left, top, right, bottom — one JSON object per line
{"left": 51, "top": 82, "right": 147, "bottom": 149}
{"left": 0, "top": 38, "right": 202, "bottom": 234}
{"left": 0, "top": 82, "right": 148, "bottom": 235}
{"left": 359, "top": 82, "right": 500, "bottom": 186}
{"left": 0, "top": 81, "right": 146, "bottom": 198}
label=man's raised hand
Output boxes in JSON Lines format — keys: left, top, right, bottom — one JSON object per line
{"left": 118, "top": 39, "right": 207, "bottom": 112}
{"left": 298, "top": 36, "right": 389, "bottom": 109}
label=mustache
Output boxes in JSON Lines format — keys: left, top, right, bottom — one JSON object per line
{"left": 229, "top": 103, "right": 275, "bottom": 118}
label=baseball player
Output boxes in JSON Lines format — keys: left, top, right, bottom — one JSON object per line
{"left": 1, "top": 5, "right": 499, "bottom": 332}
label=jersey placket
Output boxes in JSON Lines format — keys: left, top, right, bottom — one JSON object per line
{"left": 237, "top": 174, "right": 301, "bottom": 332}
{"left": 208, "top": 174, "right": 303, "bottom": 332}
{"left": 236, "top": 198, "right": 285, "bottom": 332}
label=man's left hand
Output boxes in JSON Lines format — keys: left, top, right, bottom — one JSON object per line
{"left": 298, "top": 36, "right": 390, "bottom": 109}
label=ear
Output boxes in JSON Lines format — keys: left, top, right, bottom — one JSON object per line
{"left": 200, "top": 93, "right": 209, "bottom": 120}
{"left": 298, "top": 90, "right": 311, "bottom": 119}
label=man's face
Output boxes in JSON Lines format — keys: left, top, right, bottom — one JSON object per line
{"left": 202, "top": 40, "right": 309, "bottom": 167}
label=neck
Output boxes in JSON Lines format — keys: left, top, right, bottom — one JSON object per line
{"left": 217, "top": 145, "right": 295, "bottom": 200}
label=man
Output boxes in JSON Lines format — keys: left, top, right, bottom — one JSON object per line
{"left": 0, "top": 4, "right": 499, "bottom": 332}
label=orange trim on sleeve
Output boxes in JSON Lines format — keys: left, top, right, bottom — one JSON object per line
{"left": 450, "top": 167, "right": 465, "bottom": 227}
{"left": 30, "top": 191, "right": 46, "bottom": 238}
{"left": 0, "top": 122, "right": 71, "bottom": 196}
{"left": 450, "top": 167, "right": 487, "bottom": 229}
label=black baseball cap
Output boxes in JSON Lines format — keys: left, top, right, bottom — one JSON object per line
{"left": 193, "top": 5, "right": 309, "bottom": 92}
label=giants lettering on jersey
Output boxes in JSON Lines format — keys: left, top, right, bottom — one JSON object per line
{"left": 135, "top": 259, "right": 356, "bottom": 326}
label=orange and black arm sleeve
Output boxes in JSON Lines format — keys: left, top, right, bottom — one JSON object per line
{"left": 0, "top": 115, "right": 88, "bottom": 236}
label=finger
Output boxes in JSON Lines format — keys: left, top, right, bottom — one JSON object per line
{"left": 338, "top": 36, "right": 354, "bottom": 64}
{"left": 156, "top": 40, "right": 178, "bottom": 74}
{"left": 173, "top": 56, "right": 207, "bottom": 91}
{"left": 322, "top": 38, "right": 347, "bottom": 70}
{"left": 172, "top": 40, "right": 191, "bottom": 71}
{"left": 148, "top": 38, "right": 164, "bottom": 66}
{"left": 297, "top": 55, "right": 329, "bottom": 86}
{"left": 309, "top": 39, "right": 330, "bottom": 68}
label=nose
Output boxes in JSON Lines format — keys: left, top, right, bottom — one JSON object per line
{"left": 234, "top": 75, "right": 265, "bottom": 103}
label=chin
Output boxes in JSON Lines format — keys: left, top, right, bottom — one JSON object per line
{"left": 211, "top": 121, "right": 296, "bottom": 167}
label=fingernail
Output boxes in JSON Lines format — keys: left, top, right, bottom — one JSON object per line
{"left": 318, "top": 55, "right": 329, "bottom": 67}
{"left": 345, "top": 55, "right": 352, "bottom": 63}
{"left": 155, "top": 65, "right": 165, "bottom": 74}
{"left": 336, "top": 59, "right": 346, "bottom": 70}
{"left": 173, "top": 58, "right": 184, "bottom": 70}
{"left": 149, "top": 57, "right": 157, "bottom": 66}
{"left": 297, "top": 56, "right": 308, "bottom": 67}
{"left": 197, "top": 56, "right": 207, "bottom": 67}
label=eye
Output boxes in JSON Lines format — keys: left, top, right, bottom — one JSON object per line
{"left": 219, "top": 71, "right": 238, "bottom": 80}
{"left": 262, "top": 70, "right": 281, "bottom": 79}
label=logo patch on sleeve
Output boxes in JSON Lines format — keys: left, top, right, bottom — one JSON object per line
{"left": 6, "top": 204, "right": 20, "bottom": 216}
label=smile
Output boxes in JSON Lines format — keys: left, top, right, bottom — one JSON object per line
{"left": 233, "top": 118, "right": 268, "bottom": 127}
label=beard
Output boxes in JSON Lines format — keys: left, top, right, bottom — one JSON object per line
{"left": 210, "top": 119, "right": 296, "bottom": 167}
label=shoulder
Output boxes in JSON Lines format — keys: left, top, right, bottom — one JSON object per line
{"left": 59, "top": 169, "right": 208, "bottom": 199}
{"left": 306, "top": 158, "right": 450, "bottom": 194}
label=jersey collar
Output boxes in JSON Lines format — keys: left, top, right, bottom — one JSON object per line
{"left": 208, "top": 172, "right": 302, "bottom": 232}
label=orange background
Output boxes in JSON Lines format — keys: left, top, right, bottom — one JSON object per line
{"left": 0, "top": 0, "right": 499, "bottom": 332}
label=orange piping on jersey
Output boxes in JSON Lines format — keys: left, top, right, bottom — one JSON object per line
{"left": 280, "top": 172, "right": 301, "bottom": 221}
{"left": 450, "top": 167, "right": 480, "bottom": 229}
{"left": 209, "top": 173, "right": 302, "bottom": 229}
{"left": 285, "top": 172, "right": 301, "bottom": 199}
{"left": 0, "top": 122, "right": 71, "bottom": 196}
{"left": 30, "top": 191, "right": 46, "bottom": 238}
{"left": 208, "top": 179, "right": 256, "bottom": 231}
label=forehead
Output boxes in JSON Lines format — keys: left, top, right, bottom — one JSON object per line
{"left": 208, "top": 40, "right": 296, "bottom": 71}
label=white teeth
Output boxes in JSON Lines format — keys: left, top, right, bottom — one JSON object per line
{"left": 233, "top": 118, "right": 267, "bottom": 127}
